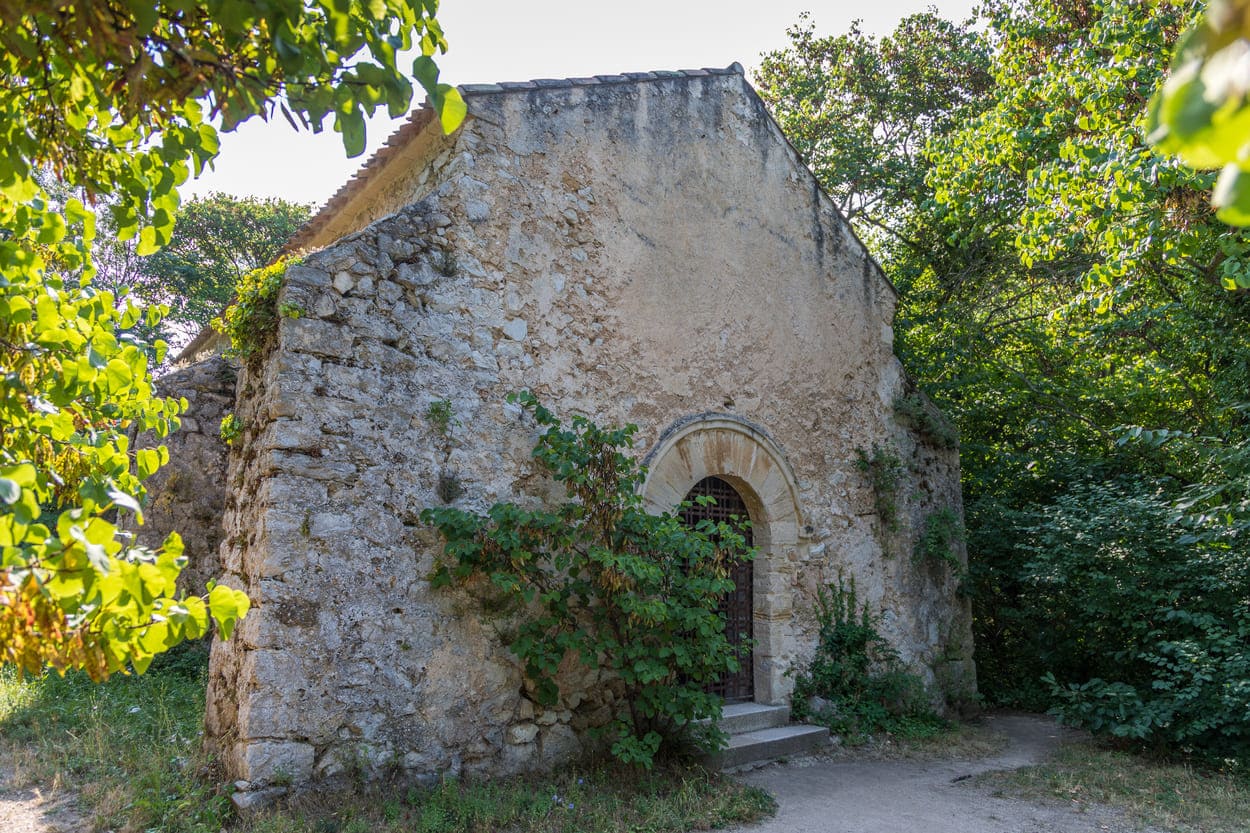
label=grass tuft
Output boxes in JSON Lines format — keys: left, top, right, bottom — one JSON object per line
{"left": 0, "top": 641, "right": 229, "bottom": 833}
{"left": 243, "top": 765, "right": 774, "bottom": 833}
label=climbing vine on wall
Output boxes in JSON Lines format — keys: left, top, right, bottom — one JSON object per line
{"left": 422, "top": 392, "right": 755, "bottom": 767}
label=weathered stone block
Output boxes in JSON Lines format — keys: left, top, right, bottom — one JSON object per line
{"left": 286, "top": 264, "right": 332, "bottom": 288}
{"left": 238, "top": 740, "right": 315, "bottom": 785}
{"left": 282, "top": 317, "right": 354, "bottom": 359}
{"left": 507, "top": 723, "right": 539, "bottom": 745}
{"left": 539, "top": 725, "right": 581, "bottom": 767}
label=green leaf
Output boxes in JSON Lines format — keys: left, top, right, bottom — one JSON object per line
{"left": 209, "top": 584, "right": 251, "bottom": 640}
{"left": 136, "top": 225, "right": 160, "bottom": 256}
{"left": 136, "top": 448, "right": 161, "bottom": 480}
{"left": 413, "top": 54, "right": 440, "bottom": 92}
{"left": 434, "top": 85, "right": 467, "bottom": 134}
{"left": 105, "top": 358, "right": 133, "bottom": 390}
{"left": 0, "top": 464, "right": 37, "bottom": 488}
{"left": 1214, "top": 164, "right": 1250, "bottom": 225}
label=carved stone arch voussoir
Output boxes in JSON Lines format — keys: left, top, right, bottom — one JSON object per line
{"left": 641, "top": 414, "right": 804, "bottom": 543}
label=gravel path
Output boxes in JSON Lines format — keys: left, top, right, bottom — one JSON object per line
{"left": 727, "top": 713, "right": 1163, "bottom": 833}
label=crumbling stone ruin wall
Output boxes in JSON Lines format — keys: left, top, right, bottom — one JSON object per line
{"left": 130, "top": 355, "right": 235, "bottom": 595}
{"left": 204, "top": 66, "right": 976, "bottom": 800}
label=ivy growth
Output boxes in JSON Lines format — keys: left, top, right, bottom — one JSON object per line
{"left": 212, "top": 255, "right": 301, "bottom": 361}
{"left": 219, "top": 413, "right": 242, "bottom": 446}
{"left": 422, "top": 392, "right": 755, "bottom": 768}
{"left": 914, "top": 508, "right": 964, "bottom": 571}
{"left": 855, "top": 445, "right": 904, "bottom": 535}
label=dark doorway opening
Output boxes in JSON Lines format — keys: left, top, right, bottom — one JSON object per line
{"left": 680, "top": 476, "right": 754, "bottom": 703}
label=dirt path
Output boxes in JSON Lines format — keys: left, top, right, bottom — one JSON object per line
{"left": 0, "top": 774, "right": 83, "bottom": 833}
{"left": 728, "top": 713, "right": 1164, "bottom": 833}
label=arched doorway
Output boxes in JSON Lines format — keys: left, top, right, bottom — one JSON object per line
{"left": 680, "top": 476, "right": 754, "bottom": 703}
{"left": 641, "top": 414, "right": 806, "bottom": 705}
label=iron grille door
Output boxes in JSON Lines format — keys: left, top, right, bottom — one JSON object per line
{"left": 680, "top": 476, "right": 754, "bottom": 703}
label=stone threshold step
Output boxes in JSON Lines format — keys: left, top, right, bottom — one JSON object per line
{"left": 714, "top": 702, "right": 791, "bottom": 735}
{"left": 710, "top": 724, "right": 831, "bottom": 770}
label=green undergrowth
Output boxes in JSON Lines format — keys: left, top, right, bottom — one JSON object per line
{"left": 790, "top": 576, "right": 949, "bottom": 744}
{"left": 979, "top": 740, "right": 1250, "bottom": 833}
{"left": 243, "top": 765, "right": 775, "bottom": 833}
{"left": 0, "top": 643, "right": 774, "bottom": 833}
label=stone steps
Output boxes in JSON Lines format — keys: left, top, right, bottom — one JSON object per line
{"left": 704, "top": 702, "right": 831, "bottom": 769}
{"left": 716, "top": 702, "right": 791, "bottom": 735}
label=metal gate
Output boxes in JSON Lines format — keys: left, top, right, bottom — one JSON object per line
{"left": 680, "top": 476, "right": 754, "bottom": 703}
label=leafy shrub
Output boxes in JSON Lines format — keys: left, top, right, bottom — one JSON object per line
{"left": 789, "top": 575, "right": 943, "bottom": 741}
{"left": 1017, "top": 480, "right": 1250, "bottom": 762}
{"left": 422, "top": 392, "right": 754, "bottom": 767}
{"left": 212, "top": 254, "right": 301, "bottom": 360}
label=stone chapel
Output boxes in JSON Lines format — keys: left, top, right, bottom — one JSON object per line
{"left": 143, "top": 63, "right": 976, "bottom": 802}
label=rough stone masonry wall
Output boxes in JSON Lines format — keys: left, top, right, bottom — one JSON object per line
{"left": 129, "top": 355, "right": 236, "bottom": 595}
{"left": 206, "top": 69, "right": 974, "bottom": 798}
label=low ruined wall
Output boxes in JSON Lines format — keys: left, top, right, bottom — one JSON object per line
{"left": 132, "top": 355, "right": 236, "bottom": 595}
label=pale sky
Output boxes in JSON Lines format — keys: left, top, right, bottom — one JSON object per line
{"left": 183, "top": 1, "right": 979, "bottom": 208}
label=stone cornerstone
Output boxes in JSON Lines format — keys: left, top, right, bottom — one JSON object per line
{"left": 183, "top": 63, "right": 975, "bottom": 794}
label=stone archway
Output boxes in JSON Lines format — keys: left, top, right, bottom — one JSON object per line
{"left": 641, "top": 414, "right": 805, "bottom": 705}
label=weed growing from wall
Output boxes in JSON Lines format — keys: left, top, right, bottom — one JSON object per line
{"left": 422, "top": 392, "right": 754, "bottom": 768}
{"left": 915, "top": 508, "right": 964, "bottom": 571}
{"left": 218, "top": 413, "right": 242, "bottom": 445}
{"left": 425, "top": 398, "right": 458, "bottom": 437}
{"left": 856, "top": 444, "right": 904, "bottom": 535}
{"left": 426, "top": 399, "right": 461, "bottom": 502}
{"left": 212, "top": 254, "right": 301, "bottom": 360}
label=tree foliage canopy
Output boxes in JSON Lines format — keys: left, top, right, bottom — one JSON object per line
{"left": 759, "top": 0, "right": 1250, "bottom": 759}
{"left": 129, "top": 193, "right": 311, "bottom": 345}
{"left": 1, "top": 0, "right": 462, "bottom": 677}
{"left": 756, "top": 11, "right": 992, "bottom": 249}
